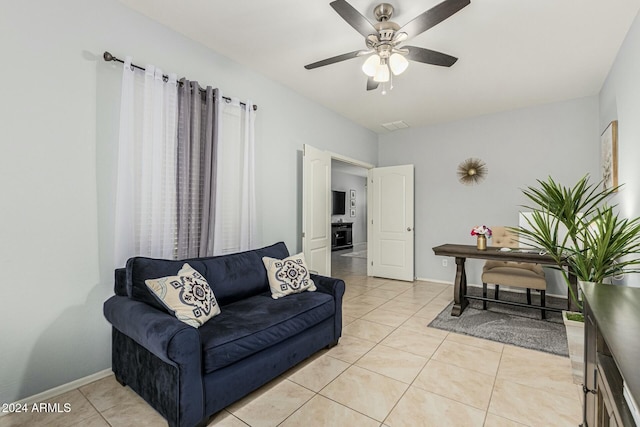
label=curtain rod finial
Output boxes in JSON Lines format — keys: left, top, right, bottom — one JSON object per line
{"left": 103, "top": 51, "right": 114, "bottom": 62}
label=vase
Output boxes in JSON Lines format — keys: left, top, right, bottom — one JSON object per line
{"left": 476, "top": 235, "right": 487, "bottom": 250}
{"left": 563, "top": 310, "right": 584, "bottom": 384}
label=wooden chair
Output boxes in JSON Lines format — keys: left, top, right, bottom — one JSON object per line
{"left": 481, "top": 226, "right": 547, "bottom": 319}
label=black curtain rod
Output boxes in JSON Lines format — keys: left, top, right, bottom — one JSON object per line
{"left": 103, "top": 51, "right": 257, "bottom": 111}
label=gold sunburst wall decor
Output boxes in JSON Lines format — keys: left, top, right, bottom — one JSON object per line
{"left": 457, "top": 158, "right": 487, "bottom": 185}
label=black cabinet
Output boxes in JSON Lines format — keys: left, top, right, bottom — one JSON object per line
{"left": 331, "top": 223, "right": 353, "bottom": 251}
{"left": 582, "top": 282, "right": 639, "bottom": 427}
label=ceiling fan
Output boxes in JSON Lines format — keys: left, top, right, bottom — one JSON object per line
{"left": 304, "top": 0, "right": 470, "bottom": 93}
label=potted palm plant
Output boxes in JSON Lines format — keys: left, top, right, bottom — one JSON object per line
{"left": 513, "top": 175, "right": 640, "bottom": 382}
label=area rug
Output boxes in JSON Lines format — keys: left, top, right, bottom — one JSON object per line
{"left": 428, "top": 286, "right": 569, "bottom": 356}
{"left": 340, "top": 249, "right": 367, "bottom": 259}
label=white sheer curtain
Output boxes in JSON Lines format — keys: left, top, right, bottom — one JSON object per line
{"left": 213, "top": 97, "right": 257, "bottom": 255}
{"left": 114, "top": 57, "right": 178, "bottom": 267}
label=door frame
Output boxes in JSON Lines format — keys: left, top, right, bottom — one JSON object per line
{"left": 328, "top": 152, "right": 374, "bottom": 275}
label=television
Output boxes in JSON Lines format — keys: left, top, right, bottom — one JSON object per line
{"left": 332, "top": 190, "right": 346, "bottom": 215}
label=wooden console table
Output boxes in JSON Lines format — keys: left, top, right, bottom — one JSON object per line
{"left": 582, "top": 282, "right": 639, "bottom": 427}
{"left": 432, "top": 244, "right": 579, "bottom": 316}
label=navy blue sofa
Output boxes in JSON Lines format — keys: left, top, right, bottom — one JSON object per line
{"left": 103, "top": 242, "right": 345, "bottom": 427}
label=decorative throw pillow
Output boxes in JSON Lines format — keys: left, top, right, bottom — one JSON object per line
{"left": 262, "top": 252, "right": 317, "bottom": 299}
{"left": 145, "top": 263, "right": 220, "bottom": 327}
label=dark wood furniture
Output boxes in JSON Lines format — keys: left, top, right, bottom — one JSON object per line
{"left": 432, "top": 244, "right": 579, "bottom": 316}
{"left": 331, "top": 222, "right": 353, "bottom": 251}
{"left": 582, "top": 282, "right": 639, "bottom": 427}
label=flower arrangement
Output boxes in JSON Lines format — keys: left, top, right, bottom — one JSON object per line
{"left": 470, "top": 225, "right": 492, "bottom": 238}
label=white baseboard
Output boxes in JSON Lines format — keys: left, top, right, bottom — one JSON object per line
{"left": 0, "top": 369, "right": 112, "bottom": 417}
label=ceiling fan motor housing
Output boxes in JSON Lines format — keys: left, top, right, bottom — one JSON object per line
{"left": 373, "top": 3, "right": 394, "bottom": 21}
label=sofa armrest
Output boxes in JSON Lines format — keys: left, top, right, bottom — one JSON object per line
{"left": 311, "top": 274, "right": 346, "bottom": 299}
{"left": 311, "top": 274, "right": 345, "bottom": 343}
{"left": 103, "top": 296, "right": 201, "bottom": 366}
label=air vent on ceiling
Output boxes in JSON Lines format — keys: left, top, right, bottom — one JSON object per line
{"left": 381, "top": 120, "right": 409, "bottom": 131}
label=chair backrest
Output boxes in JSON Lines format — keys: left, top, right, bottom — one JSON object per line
{"left": 490, "top": 226, "right": 518, "bottom": 248}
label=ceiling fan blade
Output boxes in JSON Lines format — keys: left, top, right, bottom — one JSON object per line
{"left": 399, "top": 0, "right": 470, "bottom": 39}
{"left": 366, "top": 77, "right": 379, "bottom": 91}
{"left": 405, "top": 46, "right": 458, "bottom": 67}
{"left": 330, "top": 0, "right": 377, "bottom": 38}
{"left": 304, "top": 50, "right": 363, "bottom": 70}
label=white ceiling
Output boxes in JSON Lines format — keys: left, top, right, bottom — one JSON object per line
{"left": 119, "top": 0, "right": 640, "bottom": 133}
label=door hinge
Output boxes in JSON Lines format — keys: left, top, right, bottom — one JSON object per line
{"left": 302, "top": 232, "right": 305, "bottom": 238}
{"left": 371, "top": 261, "right": 373, "bottom": 266}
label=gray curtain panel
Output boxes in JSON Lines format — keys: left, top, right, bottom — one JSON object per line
{"left": 176, "top": 80, "right": 219, "bottom": 259}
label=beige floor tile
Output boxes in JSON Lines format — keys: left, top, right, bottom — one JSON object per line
{"left": 288, "top": 355, "right": 350, "bottom": 392}
{"left": 413, "top": 359, "right": 495, "bottom": 410}
{"left": 378, "top": 300, "right": 426, "bottom": 316}
{"left": 381, "top": 327, "right": 445, "bottom": 357}
{"left": 69, "top": 414, "right": 110, "bottom": 427}
{"left": 361, "top": 308, "right": 412, "bottom": 328}
{"left": 100, "top": 393, "right": 168, "bottom": 427}
{"left": 399, "top": 317, "right": 449, "bottom": 339}
{"left": 11, "top": 389, "right": 102, "bottom": 427}
{"left": 356, "top": 344, "right": 428, "bottom": 383}
{"left": 79, "top": 374, "right": 139, "bottom": 412}
{"left": 483, "top": 413, "right": 528, "bottom": 427}
{"left": 343, "top": 319, "right": 395, "bottom": 343}
{"left": 206, "top": 410, "right": 250, "bottom": 427}
{"left": 497, "top": 346, "right": 576, "bottom": 400}
{"left": 392, "top": 293, "right": 437, "bottom": 305}
{"left": 326, "top": 334, "right": 377, "bottom": 363}
{"left": 363, "top": 288, "right": 405, "bottom": 299}
{"left": 320, "top": 365, "right": 408, "bottom": 422}
{"left": 488, "top": 379, "right": 581, "bottom": 427}
{"left": 280, "top": 395, "right": 379, "bottom": 427}
{"left": 342, "top": 300, "right": 381, "bottom": 318}
{"left": 229, "top": 380, "right": 314, "bottom": 427}
{"left": 445, "top": 332, "right": 505, "bottom": 353}
{"left": 342, "top": 314, "right": 357, "bottom": 327}
{"left": 411, "top": 303, "right": 448, "bottom": 320}
{"left": 432, "top": 340, "right": 502, "bottom": 376}
{"left": 377, "top": 281, "right": 414, "bottom": 291}
{"left": 384, "top": 386, "right": 485, "bottom": 427}
{"left": 356, "top": 295, "right": 390, "bottom": 306}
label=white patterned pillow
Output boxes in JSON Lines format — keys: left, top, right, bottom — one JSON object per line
{"left": 262, "top": 253, "right": 317, "bottom": 299}
{"left": 145, "top": 263, "right": 220, "bottom": 327}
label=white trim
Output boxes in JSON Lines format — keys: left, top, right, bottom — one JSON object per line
{"left": 0, "top": 369, "right": 112, "bottom": 417}
{"left": 327, "top": 151, "right": 374, "bottom": 170}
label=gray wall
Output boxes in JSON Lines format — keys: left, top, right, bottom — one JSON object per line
{"left": 378, "top": 96, "right": 600, "bottom": 294}
{"left": 0, "top": 0, "right": 377, "bottom": 403}
{"left": 331, "top": 170, "right": 368, "bottom": 246}
{"left": 599, "top": 10, "right": 640, "bottom": 287}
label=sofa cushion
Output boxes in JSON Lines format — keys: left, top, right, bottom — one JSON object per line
{"left": 262, "top": 253, "right": 317, "bottom": 299}
{"left": 145, "top": 263, "right": 221, "bottom": 327}
{"left": 199, "top": 291, "right": 334, "bottom": 373}
{"left": 126, "top": 242, "right": 290, "bottom": 311}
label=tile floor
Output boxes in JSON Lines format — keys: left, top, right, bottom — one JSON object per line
{"left": 0, "top": 248, "right": 583, "bottom": 426}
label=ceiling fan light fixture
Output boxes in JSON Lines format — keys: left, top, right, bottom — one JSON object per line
{"left": 389, "top": 53, "right": 408, "bottom": 75}
{"left": 373, "top": 59, "right": 390, "bottom": 83}
{"left": 362, "top": 54, "right": 380, "bottom": 77}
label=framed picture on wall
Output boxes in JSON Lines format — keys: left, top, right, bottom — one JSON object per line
{"left": 350, "top": 189, "right": 356, "bottom": 199}
{"left": 350, "top": 199, "right": 356, "bottom": 208}
{"left": 601, "top": 120, "right": 618, "bottom": 192}
{"left": 350, "top": 208, "right": 356, "bottom": 217}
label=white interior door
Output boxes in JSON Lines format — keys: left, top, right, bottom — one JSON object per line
{"left": 369, "top": 165, "right": 414, "bottom": 281}
{"left": 302, "top": 144, "right": 331, "bottom": 276}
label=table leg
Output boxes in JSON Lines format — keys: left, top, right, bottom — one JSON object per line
{"left": 451, "top": 256, "right": 468, "bottom": 316}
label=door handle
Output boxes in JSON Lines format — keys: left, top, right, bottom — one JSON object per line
{"left": 407, "top": 227, "right": 413, "bottom": 232}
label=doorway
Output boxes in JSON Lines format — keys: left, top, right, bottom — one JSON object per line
{"left": 331, "top": 159, "right": 368, "bottom": 260}
{"left": 302, "top": 145, "right": 414, "bottom": 281}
